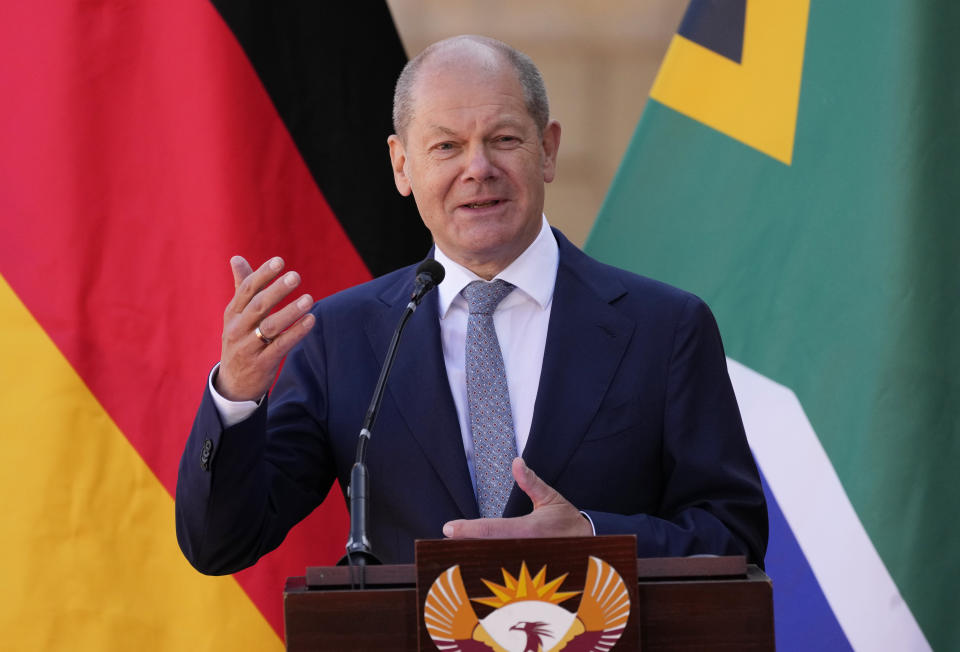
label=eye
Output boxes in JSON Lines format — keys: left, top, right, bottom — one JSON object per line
{"left": 430, "top": 141, "right": 458, "bottom": 155}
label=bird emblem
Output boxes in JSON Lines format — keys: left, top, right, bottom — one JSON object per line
{"left": 509, "top": 621, "right": 553, "bottom": 652}
{"left": 424, "top": 557, "right": 630, "bottom": 652}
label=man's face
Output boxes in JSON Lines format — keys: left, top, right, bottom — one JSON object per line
{"left": 388, "top": 51, "right": 560, "bottom": 278}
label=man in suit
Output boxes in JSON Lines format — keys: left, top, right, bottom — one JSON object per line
{"left": 176, "top": 35, "right": 767, "bottom": 573}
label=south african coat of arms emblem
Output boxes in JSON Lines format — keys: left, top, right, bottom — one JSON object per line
{"left": 424, "top": 556, "right": 630, "bottom": 652}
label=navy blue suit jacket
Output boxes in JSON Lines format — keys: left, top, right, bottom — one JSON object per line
{"left": 176, "top": 230, "right": 767, "bottom": 573}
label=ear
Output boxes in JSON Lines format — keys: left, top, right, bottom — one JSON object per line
{"left": 387, "top": 134, "right": 412, "bottom": 196}
{"left": 540, "top": 120, "right": 561, "bottom": 184}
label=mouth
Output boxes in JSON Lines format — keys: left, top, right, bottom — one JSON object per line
{"left": 460, "top": 199, "right": 503, "bottom": 210}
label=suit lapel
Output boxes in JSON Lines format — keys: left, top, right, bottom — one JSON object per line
{"left": 363, "top": 268, "right": 480, "bottom": 519}
{"left": 504, "top": 234, "right": 635, "bottom": 517}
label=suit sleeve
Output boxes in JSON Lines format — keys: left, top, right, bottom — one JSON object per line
{"left": 175, "top": 309, "right": 339, "bottom": 575}
{"left": 582, "top": 296, "right": 768, "bottom": 566}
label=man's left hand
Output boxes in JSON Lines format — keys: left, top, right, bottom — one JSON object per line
{"left": 442, "top": 458, "right": 593, "bottom": 539}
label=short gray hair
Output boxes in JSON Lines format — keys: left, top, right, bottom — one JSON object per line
{"left": 392, "top": 35, "right": 550, "bottom": 139}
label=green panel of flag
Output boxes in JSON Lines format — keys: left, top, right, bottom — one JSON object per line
{"left": 587, "top": 1, "right": 959, "bottom": 649}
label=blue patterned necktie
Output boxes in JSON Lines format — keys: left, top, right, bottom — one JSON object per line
{"left": 462, "top": 279, "right": 518, "bottom": 518}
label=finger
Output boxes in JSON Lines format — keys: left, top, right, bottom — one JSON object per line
{"left": 227, "top": 256, "right": 286, "bottom": 315}
{"left": 255, "top": 293, "right": 315, "bottom": 342}
{"left": 230, "top": 255, "right": 254, "bottom": 289}
{"left": 512, "top": 458, "right": 561, "bottom": 509}
{"left": 443, "top": 517, "right": 526, "bottom": 539}
{"left": 222, "top": 267, "right": 303, "bottom": 363}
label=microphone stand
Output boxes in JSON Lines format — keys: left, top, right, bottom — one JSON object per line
{"left": 340, "top": 305, "right": 414, "bottom": 570}
{"left": 337, "top": 261, "right": 444, "bottom": 588}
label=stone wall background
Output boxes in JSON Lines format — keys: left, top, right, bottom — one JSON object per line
{"left": 385, "top": 0, "right": 687, "bottom": 246}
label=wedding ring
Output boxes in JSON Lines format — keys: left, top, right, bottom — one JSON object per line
{"left": 254, "top": 325, "right": 273, "bottom": 345}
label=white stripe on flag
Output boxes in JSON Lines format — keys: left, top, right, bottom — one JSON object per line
{"left": 726, "top": 358, "right": 930, "bottom": 652}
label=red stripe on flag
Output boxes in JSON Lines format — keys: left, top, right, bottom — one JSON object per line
{"left": 0, "top": 0, "right": 364, "bottom": 636}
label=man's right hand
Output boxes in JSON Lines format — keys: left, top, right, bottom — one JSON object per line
{"left": 215, "top": 255, "right": 316, "bottom": 402}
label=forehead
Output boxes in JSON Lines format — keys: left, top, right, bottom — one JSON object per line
{"left": 407, "top": 48, "right": 532, "bottom": 133}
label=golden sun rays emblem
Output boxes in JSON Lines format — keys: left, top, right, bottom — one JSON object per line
{"left": 424, "top": 557, "right": 630, "bottom": 652}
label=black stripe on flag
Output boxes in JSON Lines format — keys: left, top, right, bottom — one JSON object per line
{"left": 678, "top": 0, "right": 746, "bottom": 64}
{"left": 210, "top": 1, "right": 431, "bottom": 277}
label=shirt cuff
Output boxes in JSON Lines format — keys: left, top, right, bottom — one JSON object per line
{"left": 579, "top": 510, "right": 597, "bottom": 536}
{"left": 208, "top": 363, "right": 262, "bottom": 428}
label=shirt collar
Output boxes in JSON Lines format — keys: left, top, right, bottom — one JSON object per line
{"left": 434, "top": 216, "right": 559, "bottom": 318}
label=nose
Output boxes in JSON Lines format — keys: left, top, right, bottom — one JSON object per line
{"left": 461, "top": 143, "right": 498, "bottom": 183}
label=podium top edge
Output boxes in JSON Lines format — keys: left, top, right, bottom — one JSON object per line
{"left": 302, "top": 555, "right": 748, "bottom": 589}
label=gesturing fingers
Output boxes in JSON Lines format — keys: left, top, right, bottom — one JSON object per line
{"left": 442, "top": 459, "right": 593, "bottom": 540}
{"left": 442, "top": 502, "right": 591, "bottom": 540}
{"left": 226, "top": 256, "right": 289, "bottom": 318}
{"left": 224, "top": 259, "right": 315, "bottom": 358}
{"left": 217, "top": 255, "right": 316, "bottom": 402}
{"left": 224, "top": 260, "right": 308, "bottom": 341}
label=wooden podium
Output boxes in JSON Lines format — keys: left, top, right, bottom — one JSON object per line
{"left": 284, "top": 536, "right": 774, "bottom": 651}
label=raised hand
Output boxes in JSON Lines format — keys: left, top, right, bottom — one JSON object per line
{"left": 442, "top": 458, "right": 594, "bottom": 540}
{"left": 215, "top": 255, "right": 316, "bottom": 402}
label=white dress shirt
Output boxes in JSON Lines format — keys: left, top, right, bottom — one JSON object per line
{"left": 433, "top": 217, "right": 558, "bottom": 490}
{"left": 210, "top": 218, "right": 559, "bottom": 494}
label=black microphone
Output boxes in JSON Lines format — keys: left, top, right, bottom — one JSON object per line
{"left": 339, "top": 259, "right": 445, "bottom": 577}
{"left": 410, "top": 259, "right": 445, "bottom": 306}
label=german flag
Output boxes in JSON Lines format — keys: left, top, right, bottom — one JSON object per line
{"left": 0, "top": 1, "right": 428, "bottom": 648}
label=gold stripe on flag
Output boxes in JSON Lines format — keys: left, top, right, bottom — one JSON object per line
{"left": 0, "top": 274, "right": 281, "bottom": 650}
